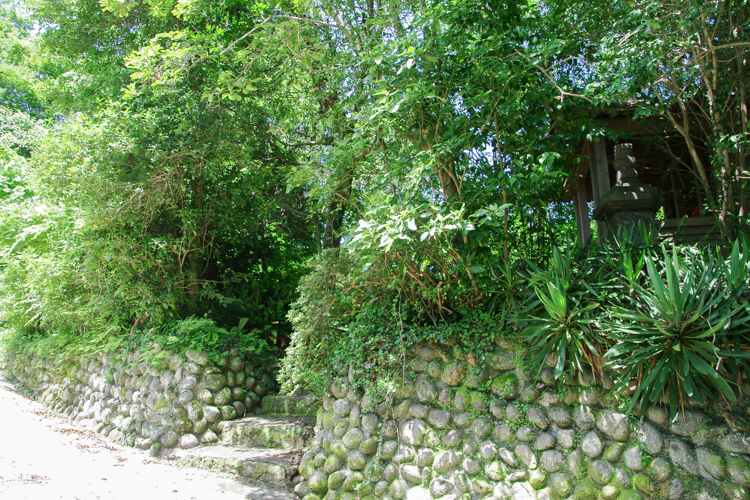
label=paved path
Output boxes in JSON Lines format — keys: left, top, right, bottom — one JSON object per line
{"left": 0, "top": 373, "right": 294, "bottom": 500}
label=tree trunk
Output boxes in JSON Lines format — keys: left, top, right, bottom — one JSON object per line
{"left": 323, "top": 171, "right": 353, "bottom": 249}
{"left": 739, "top": 45, "right": 750, "bottom": 221}
{"left": 187, "top": 164, "right": 205, "bottom": 308}
{"left": 435, "top": 156, "right": 460, "bottom": 202}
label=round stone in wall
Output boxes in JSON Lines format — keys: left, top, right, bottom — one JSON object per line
{"left": 429, "top": 478, "right": 454, "bottom": 498}
{"left": 179, "top": 433, "right": 199, "bottom": 449}
{"left": 427, "top": 409, "right": 451, "bottom": 429}
{"left": 333, "top": 398, "right": 352, "bottom": 417}
{"left": 581, "top": 431, "right": 603, "bottom": 458}
{"left": 441, "top": 362, "right": 466, "bottom": 386}
{"left": 433, "top": 450, "right": 461, "bottom": 473}
{"left": 536, "top": 432, "right": 555, "bottom": 451}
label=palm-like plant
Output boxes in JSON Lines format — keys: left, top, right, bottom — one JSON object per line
{"left": 606, "top": 245, "right": 750, "bottom": 417}
{"left": 521, "top": 247, "right": 607, "bottom": 381}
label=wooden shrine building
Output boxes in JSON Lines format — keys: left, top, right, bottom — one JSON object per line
{"left": 565, "top": 109, "right": 723, "bottom": 247}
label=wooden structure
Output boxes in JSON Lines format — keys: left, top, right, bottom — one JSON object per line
{"left": 565, "top": 110, "right": 723, "bottom": 247}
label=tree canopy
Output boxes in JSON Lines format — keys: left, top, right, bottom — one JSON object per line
{"left": 0, "top": 0, "right": 747, "bottom": 376}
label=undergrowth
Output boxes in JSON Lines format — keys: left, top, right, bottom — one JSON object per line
{"left": 280, "top": 233, "right": 750, "bottom": 420}
{"left": 0, "top": 316, "right": 272, "bottom": 370}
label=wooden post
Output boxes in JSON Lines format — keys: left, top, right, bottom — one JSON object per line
{"left": 588, "top": 141, "right": 611, "bottom": 241}
{"left": 574, "top": 180, "right": 591, "bottom": 247}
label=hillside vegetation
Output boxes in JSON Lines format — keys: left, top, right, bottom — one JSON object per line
{"left": 0, "top": 0, "right": 747, "bottom": 414}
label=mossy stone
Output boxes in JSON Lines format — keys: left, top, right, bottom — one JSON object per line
{"left": 465, "top": 369, "right": 489, "bottom": 390}
{"left": 220, "top": 404, "right": 237, "bottom": 420}
{"left": 587, "top": 460, "right": 613, "bottom": 485}
{"left": 348, "top": 451, "right": 367, "bottom": 470}
{"left": 356, "top": 481, "right": 374, "bottom": 497}
{"left": 342, "top": 472, "right": 364, "bottom": 491}
{"left": 333, "top": 419, "right": 349, "bottom": 438}
{"left": 374, "top": 480, "right": 390, "bottom": 498}
{"left": 321, "top": 433, "right": 333, "bottom": 453}
{"left": 342, "top": 428, "right": 364, "bottom": 449}
{"left": 388, "top": 478, "right": 408, "bottom": 499}
{"left": 491, "top": 373, "right": 519, "bottom": 399}
{"left": 192, "top": 418, "right": 208, "bottom": 434}
{"left": 174, "top": 418, "right": 192, "bottom": 433}
{"left": 328, "top": 470, "right": 345, "bottom": 490}
{"left": 485, "top": 461, "right": 505, "bottom": 481}
{"left": 214, "top": 387, "right": 232, "bottom": 406}
{"left": 383, "top": 463, "right": 398, "bottom": 482}
{"left": 154, "top": 399, "right": 171, "bottom": 415}
{"left": 197, "top": 388, "right": 214, "bottom": 404}
{"left": 186, "top": 400, "right": 203, "bottom": 422}
{"left": 574, "top": 479, "right": 599, "bottom": 500}
{"left": 324, "top": 455, "right": 343, "bottom": 473}
{"left": 364, "top": 460, "right": 384, "bottom": 482}
{"left": 472, "top": 477, "right": 493, "bottom": 495}
{"left": 604, "top": 443, "right": 625, "bottom": 462}
{"left": 359, "top": 437, "right": 378, "bottom": 455}
{"left": 601, "top": 484, "right": 620, "bottom": 500}
{"left": 601, "top": 391, "right": 619, "bottom": 408}
{"left": 165, "top": 384, "right": 179, "bottom": 402}
{"left": 300, "top": 457, "right": 315, "bottom": 478}
{"left": 331, "top": 440, "right": 348, "bottom": 460}
{"left": 309, "top": 471, "right": 329, "bottom": 494}
{"left": 321, "top": 411, "right": 339, "bottom": 431}
{"left": 616, "top": 490, "right": 642, "bottom": 500}
{"left": 529, "top": 469, "right": 547, "bottom": 490}
{"left": 161, "top": 430, "right": 178, "bottom": 448}
{"left": 313, "top": 453, "right": 327, "bottom": 468}
{"left": 632, "top": 474, "right": 653, "bottom": 495}
{"left": 160, "top": 413, "right": 177, "bottom": 430}
{"left": 232, "top": 387, "right": 246, "bottom": 401}
{"left": 427, "top": 360, "right": 443, "bottom": 380}
{"left": 722, "top": 483, "right": 750, "bottom": 500}
{"left": 441, "top": 362, "right": 466, "bottom": 386}
{"left": 728, "top": 455, "right": 750, "bottom": 484}
{"left": 202, "top": 373, "right": 226, "bottom": 391}
{"left": 228, "top": 356, "right": 244, "bottom": 373}
{"left": 173, "top": 405, "right": 188, "bottom": 420}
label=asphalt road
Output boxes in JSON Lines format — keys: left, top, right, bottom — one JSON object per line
{"left": 0, "top": 372, "right": 293, "bottom": 500}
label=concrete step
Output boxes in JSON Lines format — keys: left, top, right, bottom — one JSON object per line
{"left": 260, "top": 394, "right": 319, "bottom": 417}
{"left": 173, "top": 443, "right": 304, "bottom": 492}
{"left": 222, "top": 415, "right": 316, "bottom": 450}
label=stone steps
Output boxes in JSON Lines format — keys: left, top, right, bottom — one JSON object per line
{"left": 222, "top": 415, "right": 317, "bottom": 450}
{"left": 173, "top": 443, "right": 304, "bottom": 491}
{"left": 260, "top": 394, "right": 319, "bottom": 417}
{"left": 171, "top": 398, "right": 319, "bottom": 495}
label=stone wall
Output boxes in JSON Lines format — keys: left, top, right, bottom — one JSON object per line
{"left": 0, "top": 350, "right": 276, "bottom": 455}
{"left": 295, "top": 342, "right": 750, "bottom": 500}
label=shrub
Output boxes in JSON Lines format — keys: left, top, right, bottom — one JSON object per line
{"left": 519, "top": 246, "right": 611, "bottom": 381}
{"left": 606, "top": 242, "right": 750, "bottom": 416}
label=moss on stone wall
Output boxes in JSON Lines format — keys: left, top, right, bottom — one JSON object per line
{"left": 1, "top": 349, "right": 277, "bottom": 455}
{"left": 294, "top": 342, "right": 750, "bottom": 500}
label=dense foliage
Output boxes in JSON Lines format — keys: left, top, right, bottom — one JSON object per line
{"left": 280, "top": 233, "right": 750, "bottom": 418}
{"left": 0, "top": 0, "right": 747, "bottom": 410}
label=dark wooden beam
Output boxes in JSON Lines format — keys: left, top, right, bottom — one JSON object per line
{"left": 588, "top": 141, "right": 611, "bottom": 242}
{"left": 574, "top": 179, "right": 592, "bottom": 247}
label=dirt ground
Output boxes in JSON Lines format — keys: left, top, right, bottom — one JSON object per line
{"left": 0, "top": 373, "right": 294, "bottom": 500}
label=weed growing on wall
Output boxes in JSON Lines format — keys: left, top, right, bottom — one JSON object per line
{"left": 0, "top": 316, "right": 272, "bottom": 370}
